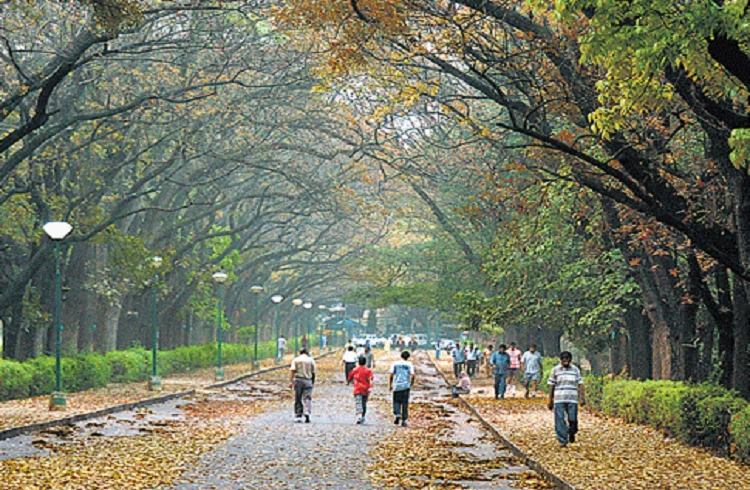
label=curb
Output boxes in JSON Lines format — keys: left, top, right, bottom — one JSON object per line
{"left": 423, "top": 353, "right": 577, "bottom": 490}
{"left": 0, "top": 349, "right": 340, "bottom": 442}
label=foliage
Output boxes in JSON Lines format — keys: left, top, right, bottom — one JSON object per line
{"left": 592, "top": 378, "right": 749, "bottom": 457}
{"left": 730, "top": 405, "right": 750, "bottom": 461}
{"left": 0, "top": 337, "right": 301, "bottom": 402}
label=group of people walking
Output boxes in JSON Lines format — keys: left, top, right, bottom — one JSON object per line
{"left": 451, "top": 341, "right": 543, "bottom": 399}
{"left": 290, "top": 341, "right": 584, "bottom": 449}
{"left": 451, "top": 341, "right": 585, "bottom": 448}
{"left": 287, "top": 344, "right": 416, "bottom": 428}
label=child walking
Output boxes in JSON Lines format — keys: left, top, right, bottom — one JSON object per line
{"left": 348, "top": 356, "right": 374, "bottom": 424}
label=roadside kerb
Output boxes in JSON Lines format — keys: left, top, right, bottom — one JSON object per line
{"left": 0, "top": 349, "right": 340, "bottom": 442}
{"left": 423, "top": 353, "right": 577, "bottom": 490}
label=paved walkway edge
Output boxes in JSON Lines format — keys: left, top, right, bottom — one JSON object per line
{"left": 0, "top": 350, "right": 339, "bottom": 442}
{"left": 424, "top": 354, "right": 577, "bottom": 490}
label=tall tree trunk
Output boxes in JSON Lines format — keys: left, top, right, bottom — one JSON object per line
{"left": 625, "top": 303, "right": 652, "bottom": 379}
{"left": 732, "top": 276, "right": 750, "bottom": 396}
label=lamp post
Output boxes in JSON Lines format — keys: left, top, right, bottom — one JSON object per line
{"left": 303, "top": 301, "right": 313, "bottom": 351}
{"left": 149, "top": 256, "right": 163, "bottom": 391}
{"left": 292, "top": 298, "right": 303, "bottom": 353}
{"left": 250, "top": 285, "right": 264, "bottom": 368}
{"left": 318, "top": 304, "right": 327, "bottom": 353}
{"left": 331, "top": 305, "right": 346, "bottom": 347}
{"left": 212, "top": 271, "right": 228, "bottom": 381}
{"left": 271, "top": 294, "right": 284, "bottom": 362}
{"left": 43, "top": 221, "right": 72, "bottom": 411}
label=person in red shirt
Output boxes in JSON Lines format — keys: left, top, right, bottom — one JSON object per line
{"left": 347, "top": 356, "right": 374, "bottom": 424}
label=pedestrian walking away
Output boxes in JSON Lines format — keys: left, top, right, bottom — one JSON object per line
{"left": 389, "top": 350, "right": 416, "bottom": 427}
{"left": 342, "top": 345, "right": 359, "bottom": 384}
{"left": 521, "top": 344, "right": 543, "bottom": 398}
{"left": 452, "top": 341, "right": 466, "bottom": 378}
{"left": 277, "top": 335, "right": 287, "bottom": 363}
{"left": 490, "top": 344, "right": 510, "bottom": 399}
{"left": 363, "top": 346, "right": 376, "bottom": 369}
{"left": 289, "top": 348, "right": 316, "bottom": 423}
{"left": 547, "top": 351, "right": 585, "bottom": 447}
{"left": 506, "top": 341, "right": 522, "bottom": 396}
{"left": 466, "top": 343, "right": 478, "bottom": 377}
{"left": 348, "top": 356, "right": 374, "bottom": 424}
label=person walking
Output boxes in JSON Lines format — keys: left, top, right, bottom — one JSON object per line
{"left": 348, "top": 356, "right": 374, "bottom": 424}
{"left": 301, "top": 334, "right": 309, "bottom": 351}
{"left": 490, "top": 344, "right": 510, "bottom": 400}
{"left": 277, "top": 335, "right": 287, "bottom": 363}
{"left": 389, "top": 350, "right": 416, "bottom": 427}
{"left": 547, "top": 351, "right": 585, "bottom": 447}
{"left": 482, "top": 344, "right": 494, "bottom": 378}
{"left": 521, "top": 344, "right": 543, "bottom": 398}
{"left": 466, "top": 343, "right": 478, "bottom": 377}
{"left": 342, "top": 345, "right": 359, "bottom": 384}
{"left": 506, "top": 342, "right": 522, "bottom": 396}
{"left": 363, "top": 345, "right": 376, "bottom": 369}
{"left": 289, "top": 348, "right": 316, "bottom": 423}
{"left": 452, "top": 341, "right": 466, "bottom": 378}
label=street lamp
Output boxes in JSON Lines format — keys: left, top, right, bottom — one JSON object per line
{"left": 271, "top": 294, "right": 285, "bottom": 362}
{"left": 250, "top": 285, "right": 264, "bottom": 367}
{"left": 149, "top": 256, "right": 163, "bottom": 391}
{"left": 43, "top": 221, "right": 72, "bottom": 411}
{"left": 292, "top": 298, "right": 303, "bottom": 353}
{"left": 303, "top": 301, "right": 313, "bottom": 351}
{"left": 212, "top": 271, "right": 228, "bottom": 380}
{"left": 330, "top": 305, "right": 346, "bottom": 347}
{"left": 318, "top": 304, "right": 327, "bottom": 352}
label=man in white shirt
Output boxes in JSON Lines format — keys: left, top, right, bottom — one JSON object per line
{"left": 342, "top": 345, "right": 359, "bottom": 384}
{"left": 389, "top": 350, "right": 416, "bottom": 427}
{"left": 290, "top": 348, "right": 316, "bottom": 423}
{"left": 547, "top": 351, "right": 585, "bottom": 447}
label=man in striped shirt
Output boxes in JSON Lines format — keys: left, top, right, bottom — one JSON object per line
{"left": 547, "top": 351, "right": 585, "bottom": 447}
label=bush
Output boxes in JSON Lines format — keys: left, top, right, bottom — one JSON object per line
{"left": 730, "top": 405, "right": 750, "bottom": 461}
{"left": 105, "top": 349, "right": 149, "bottom": 383}
{"left": 62, "top": 354, "right": 112, "bottom": 392}
{"left": 0, "top": 359, "right": 32, "bottom": 400}
{"left": 24, "top": 356, "right": 56, "bottom": 396}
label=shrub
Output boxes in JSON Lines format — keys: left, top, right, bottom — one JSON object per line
{"left": 62, "top": 354, "right": 112, "bottom": 392}
{"left": 106, "top": 349, "right": 149, "bottom": 383}
{"left": 0, "top": 359, "right": 32, "bottom": 400}
{"left": 678, "top": 383, "right": 736, "bottom": 447}
{"left": 730, "top": 405, "right": 750, "bottom": 461}
{"left": 24, "top": 356, "right": 56, "bottom": 396}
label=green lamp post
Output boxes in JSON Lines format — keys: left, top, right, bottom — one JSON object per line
{"left": 149, "top": 256, "right": 163, "bottom": 391}
{"left": 271, "top": 293, "right": 285, "bottom": 363}
{"left": 292, "top": 298, "right": 303, "bottom": 353}
{"left": 44, "top": 221, "right": 72, "bottom": 411}
{"left": 212, "top": 271, "right": 228, "bottom": 381}
{"left": 250, "top": 285, "right": 264, "bottom": 367}
{"left": 318, "top": 304, "right": 327, "bottom": 353}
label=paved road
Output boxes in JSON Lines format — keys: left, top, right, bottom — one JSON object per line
{"left": 169, "top": 380, "right": 391, "bottom": 489}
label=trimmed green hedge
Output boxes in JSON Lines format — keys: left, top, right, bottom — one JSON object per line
{"left": 0, "top": 335, "right": 315, "bottom": 403}
{"left": 587, "top": 377, "right": 749, "bottom": 461}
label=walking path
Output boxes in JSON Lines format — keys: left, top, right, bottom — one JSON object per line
{"left": 169, "top": 381, "right": 386, "bottom": 489}
{"left": 431, "top": 353, "right": 750, "bottom": 490}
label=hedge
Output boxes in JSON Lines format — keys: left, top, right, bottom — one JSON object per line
{"left": 0, "top": 335, "right": 315, "bottom": 403}
{"left": 587, "top": 376, "right": 750, "bottom": 461}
